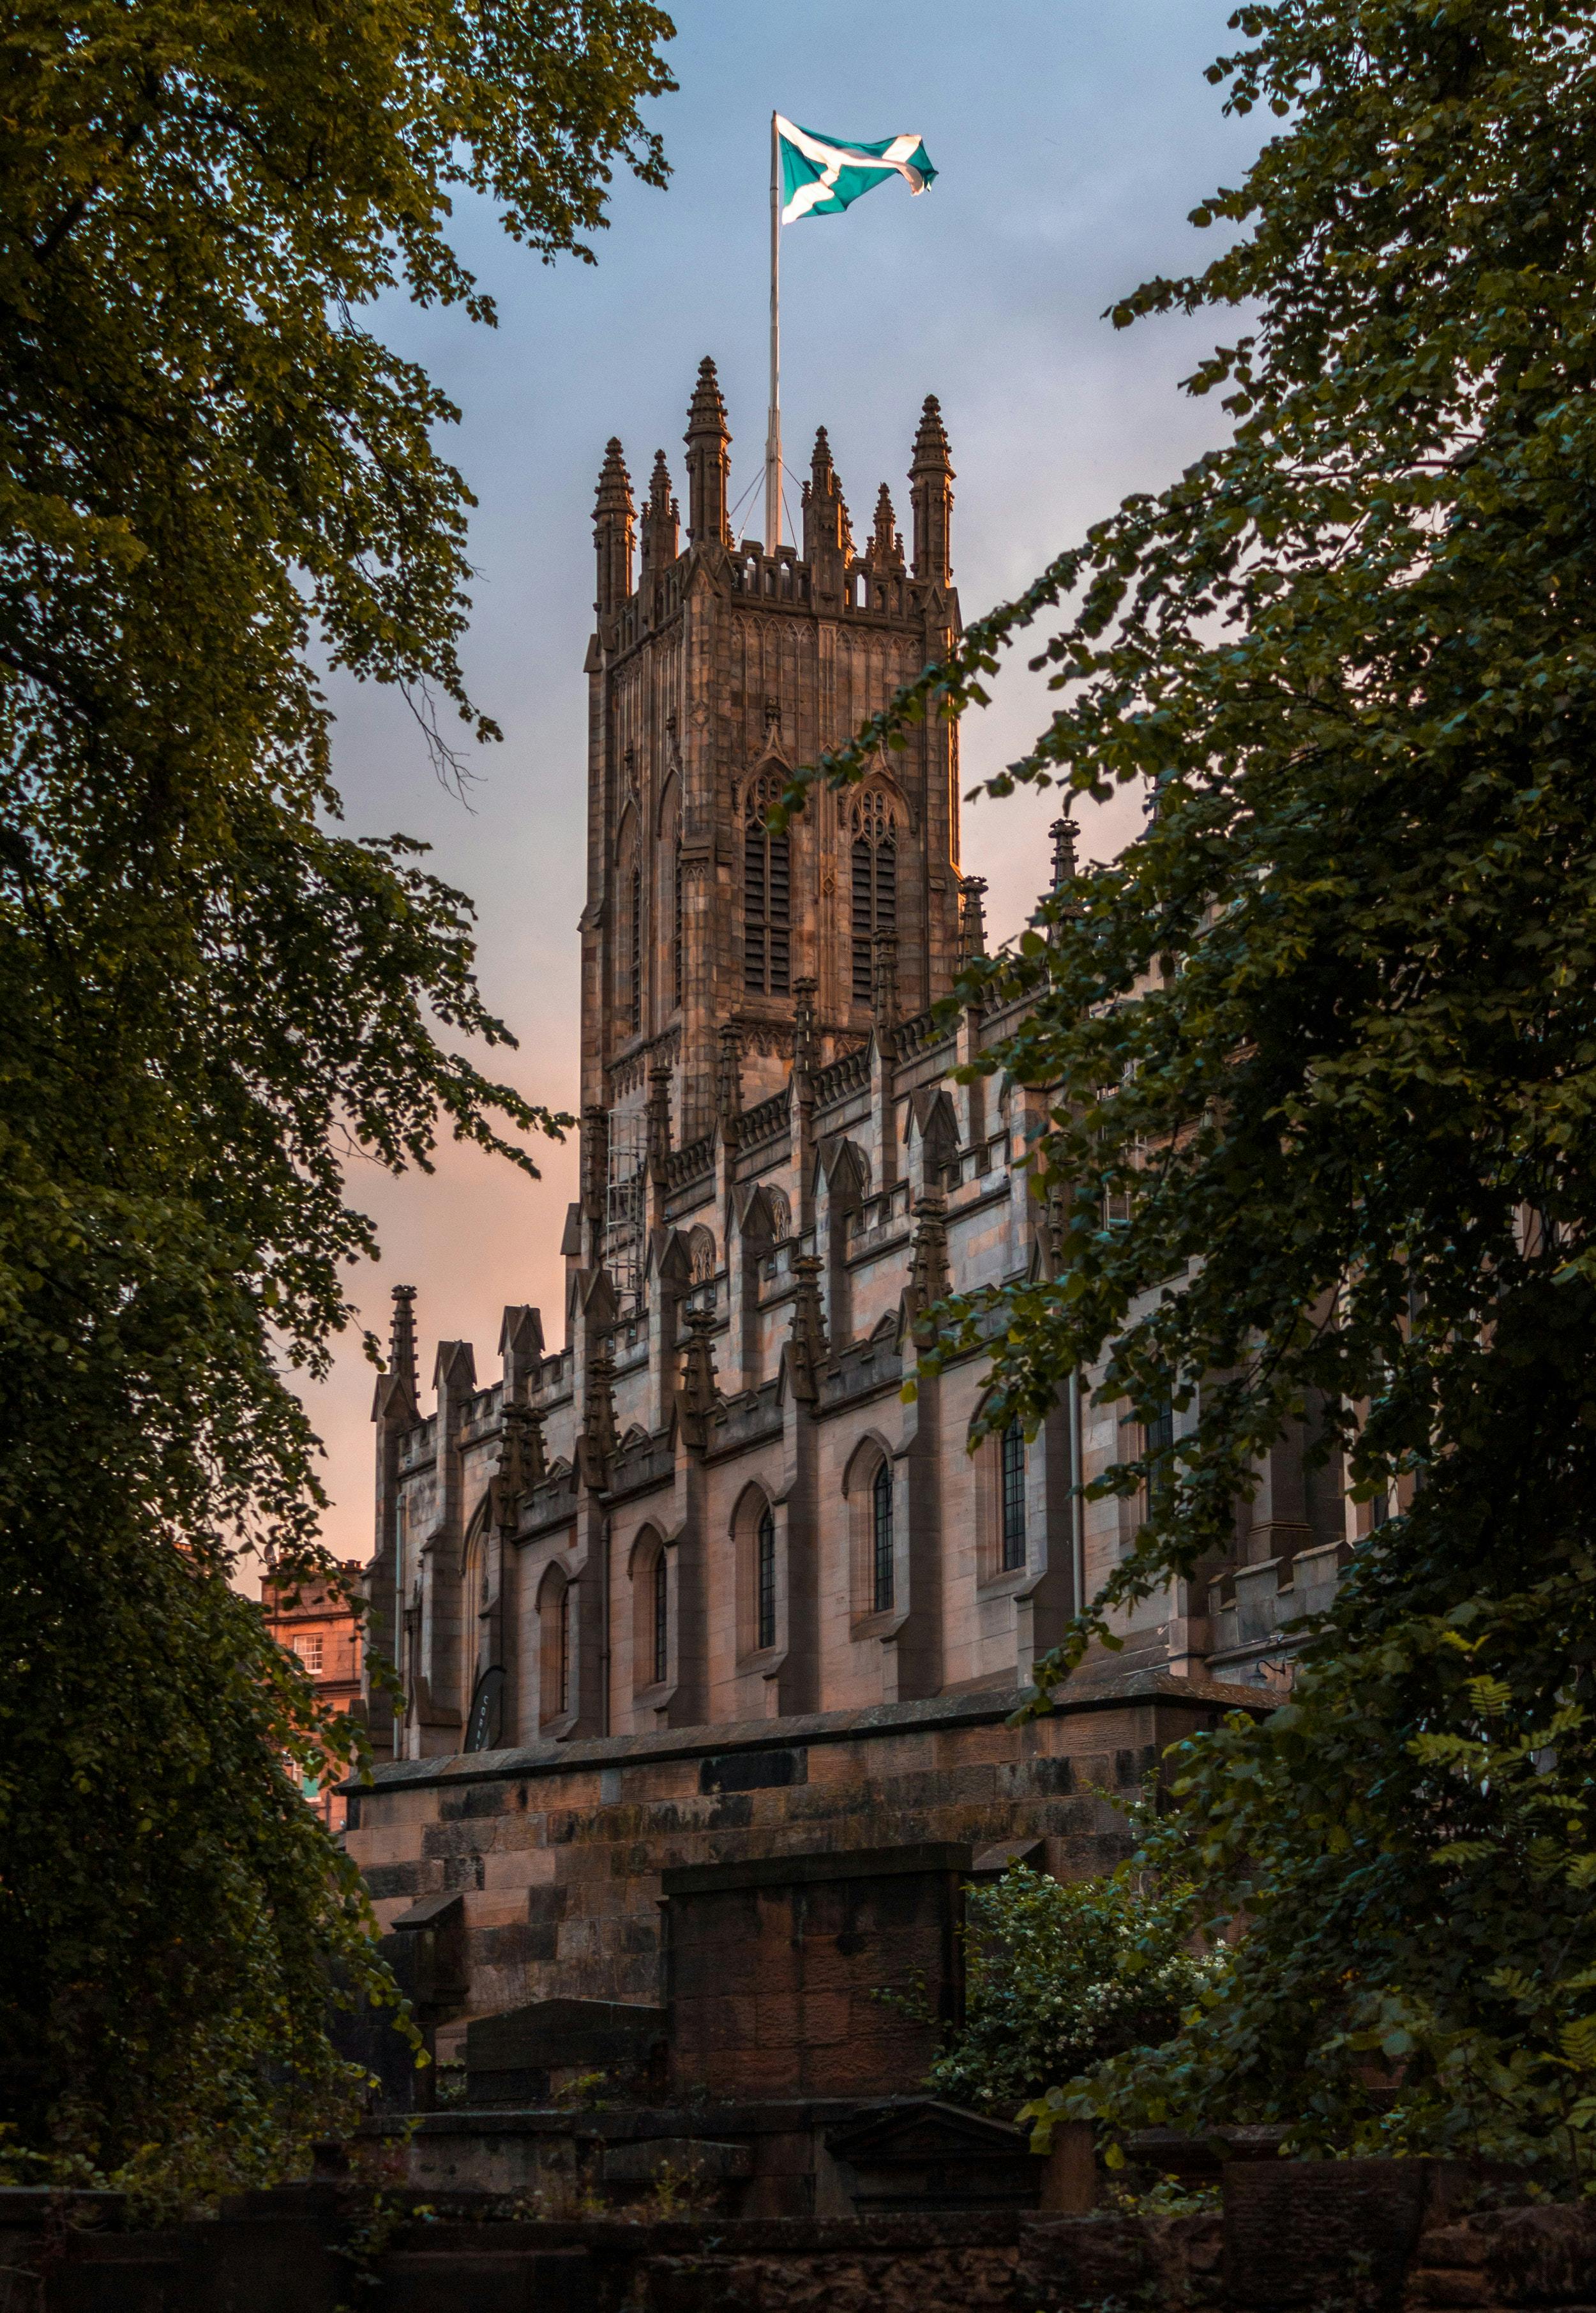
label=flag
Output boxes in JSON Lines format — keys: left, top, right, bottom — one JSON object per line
{"left": 776, "top": 117, "right": 937, "bottom": 225}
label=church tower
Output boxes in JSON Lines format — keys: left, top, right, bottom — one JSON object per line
{"left": 577, "top": 360, "right": 964, "bottom": 1294}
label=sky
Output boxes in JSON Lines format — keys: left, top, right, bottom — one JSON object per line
{"left": 292, "top": 0, "right": 1267, "bottom": 1570}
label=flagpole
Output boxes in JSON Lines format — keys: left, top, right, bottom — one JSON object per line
{"left": 765, "top": 110, "right": 781, "bottom": 552}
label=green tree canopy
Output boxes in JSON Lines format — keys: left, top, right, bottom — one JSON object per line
{"left": 0, "top": 0, "right": 672, "bottom": 2192}
{"left": 785, "top": 0, "right": 1596, "bottom": 2174}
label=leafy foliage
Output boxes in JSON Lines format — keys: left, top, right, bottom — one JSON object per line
{"left": 0, "top": 0, "right": 673, "bottom": 2192}
{"left": 928, "top": 1865, "right": 1219, "bottom": 2118}
{"left": 781, "top": 0, "right": 1596, "bottom": 2175}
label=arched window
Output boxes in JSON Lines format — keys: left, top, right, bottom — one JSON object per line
{"left": 1000, "top": 1418, "right": 1027, "bottom": 1571}
{"left": 757, "top": 1504, "right": 777, "bottom": 1649}
{"left": 871, "top": 1460, "right": 894, "bottom": 1611}
{"left": 850, "top": 789, "right": 897, "bottom": 1001}
{"left": 539, "top": 1569, "right": 573, "bottom": 1726}
{"left": 744, "top": 773, "right": 790, "bottom": 997}
{"left": 652, "top": 1549, "right": 669, "bottom": 1683}
{"left": 629, "top": 861, "right": 643, "bottom": 1033}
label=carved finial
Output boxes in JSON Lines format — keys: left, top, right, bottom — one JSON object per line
{"left": 373, "top": 1283, "right": 421, "bottom": 1426}
{"left": 905, "top": 1196, "right": 951, "bottom": 1345}
{"left": 787, "top": 1254, "right": 831, "bottom": 1405}
{"left": 581, "top": 1105, "right": 610, "bottom": 1228}
{"left": 684, "top": 357, "right": 731, "bottom": 545}
{"left": 388, "top": 1284, "right": 418, "bottom": 1398}
{"left": 639, "top": 448, "right": 679, "bottom": 586}
{"left": 593, "top": 439, "right": 635, "bottom": 614}
{"left": 647, "top": 1062, "right": 673, "bottom": 1182}
{"left": 960, "top": 876, "right": 988, "bottom": 962}
{"left": 717, "top": 1021, "right": 742, "bottom": 1135}
{"left": 677, "top": 1307, "right": 720, "bottom": 1450}
{"left": 578, "top": 1337, "right": 619, "bottom": 1490}
{"left": 494, "top": 1399, "right": 533, "bottom": 1533}
{"left": 871, "top": 931, "right": 900, "bottom": 1038}
{"left": 909, "top": 395, "right": 953, "bottom": 584}
{"left": 1050, "top": 815, "right": 1079, "bottom": 893}
{"left": 866, "top": 483, "right": 904, "bottom": 574}
{"left": 792, "top": 979, "right": 818, "bottom": 1075}
{"left": 804, "top": 424, "right": 852, "bottom": 568}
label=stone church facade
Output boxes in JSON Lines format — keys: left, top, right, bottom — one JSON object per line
{"left": 349, "top": 364, "right": 1356, "bottom": 2039}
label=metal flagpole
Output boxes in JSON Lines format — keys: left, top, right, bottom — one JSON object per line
{"left": 765, "top": 110, "right": 781, "bottom": 551}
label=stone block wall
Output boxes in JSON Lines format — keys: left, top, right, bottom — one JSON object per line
{"left": 348, "top": 1674, "right": 1251, "bottom": 2033}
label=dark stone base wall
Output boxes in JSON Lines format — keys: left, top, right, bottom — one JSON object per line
{"left": 11, "top": 2170, "right": 1596, "bottom": 2312}
{"left": 347, "top": 1674, "right": 1253, "bottom": 2028}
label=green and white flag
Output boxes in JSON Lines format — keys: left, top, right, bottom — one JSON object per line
{"left": 775, "top": 116, "right": 937, "bottom": 225}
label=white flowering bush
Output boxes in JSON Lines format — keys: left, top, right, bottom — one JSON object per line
{"left": 930, "top": 1865, "right": 1221, "bottom": 2116}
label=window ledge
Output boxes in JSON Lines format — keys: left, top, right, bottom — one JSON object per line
{"left": 975, "top": 1563, "right": 1033, "bottom": 1602}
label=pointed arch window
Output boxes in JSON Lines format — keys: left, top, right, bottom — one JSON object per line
{"left": 629, "top": 861, "right": 643, "bottom": 1032}
{"left": 871, "top": 1460, "right": 895, "bottom": 1611}
{"left": 1000, "top": 1418, "right": 1027, "bottom": 1572}
{"left": 744, "top": 773, "right": 790, "bottom": 997}
{"left": 756, "top": 1503, "right": 777, "bottom": 1648}
{"left": 652, "top": 1549, "right": 669, "bottom": 1683}
{"left": 850, "top": 789, "right": 897, "bottom": 1001}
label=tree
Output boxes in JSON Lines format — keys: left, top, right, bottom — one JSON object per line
{"left": 0, "top": 0, "right": 674, "bottom": 2193}
{"left": 783, "top": 0, "right": 1596, "bottom": 2176}
{"left": 928, "top": 1865, "right": 1218, "bottom": 2119}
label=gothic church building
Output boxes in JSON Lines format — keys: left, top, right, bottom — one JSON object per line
{"left": 350, "top": 364, "right": 1348, "bottom": 2036}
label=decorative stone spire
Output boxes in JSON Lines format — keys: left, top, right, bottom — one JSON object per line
{"left": 802, "top": 426, "right": 852, "bottom": 575}
{"left": 493, "top": 1399, "right": 531, "bottom": 1533}
{"left": 905, "top": 1196, "right": 951, "bottom": 1345}
{"left": 865, "top": 483, "right": 905, "bottom": 574}
{"left": 959, "top": 876, "right": 988, "bottom": 962}
{"left": 792, "top": 978, "right": 818, "bottom": 1075}
{"left": 647, "top": 1062, "right": 673, "bottom": 1184}
{"left": 872, "top": 930, "right": 900, "bottom": 1036}
{"left": 639, "top": 449, "right": 679, "bottom": 588}
{"left": 1032, "top": 814, "right": 1082, "bottom": 939}
{"left": 716, "top": 1021, "right": 742, "bottom": 1137}
{"left": 909, "top": 395, "right": 953, "bottom": 585}
{"left": 578, "top": 1337, "right": 618, "bottom": 1490}
{"left": 787, "top": 1254, "right": 831, "bottom": 1405}
{"left": 388, "top": 1284, "right": 418, "bottom": 1402}
{"left": 581, "top": 1103, "right": 609, "bottom": 1229}
{"left": 684, "top": 358, "right": 731, "bottom": 546}
{"left": 676, "top": 1307, "right": 720, "bottom": 1450}
{"left": 373, "top": 1282, "right": 419, "bottom": 1425}
{"left": 593, "top": 438, "right": 635, "bottom": 614}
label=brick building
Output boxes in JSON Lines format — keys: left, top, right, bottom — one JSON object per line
{"left": 346, "top": 362, "right": 1359, "bottom": 2047}
{"left": 262, "top": 1561, "right": 363, "bottom": 1830}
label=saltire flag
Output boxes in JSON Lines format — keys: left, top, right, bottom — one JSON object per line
{"left": 776, "top": 117, "right": 937, "bottom": 224}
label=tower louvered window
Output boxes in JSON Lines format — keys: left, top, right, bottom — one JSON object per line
{"left": 744, "top": 775, "right": 790, "bottom": 996}
{"left": 850, "top": 790, "right": 897, "bottom": 1002}
{"left": 629, "top": 863, "right": 642, "bottom": 1033}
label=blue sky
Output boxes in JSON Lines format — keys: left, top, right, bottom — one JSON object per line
{"left": 299, "top": 0, "right": 1266, "bottom": 1563}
